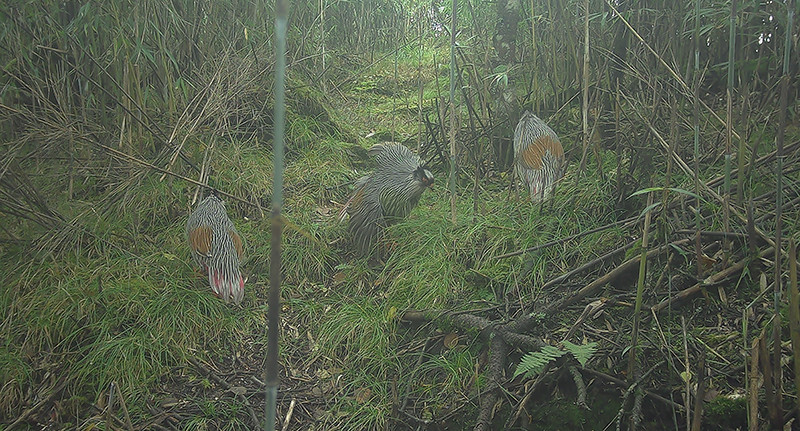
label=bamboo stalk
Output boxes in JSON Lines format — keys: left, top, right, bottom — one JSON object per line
{"left": 417, "top": 9, "right": 424, "bottom": 153}
{"left": 266, "top": 0, "right": 288, "bottom": 429}
{"left": 578, "top": 0, "right": 589, "bottom": 181}
{"left": 449, "top": 0, "right": 458, "bottom": 225}
{"left": 628, "top": 191, "right": 653, "bottom": 380}
{"left": 789, "top": 238, "right": 800, "bottom": 421}
{"left": 748, "top": 337, "right": 759, "bottom": 430}
{"left": 691, "top": 351, "right": 706, "bottom": 431}
{"left": 724, "top": 0, "right": 736, "bottom": 264}
{"left": 770, "top": 1, "right": 793, "bottom": 426}
{"left": 605, "top": 0, "right": 740, "bottom": 140}
{"left": 682, "top": 316, "right": 691, "bottom": 430}
{"left": 761, "top": 328, "right": 779, "bottom": 426}
{"left": 693, "top": 0, "right": 702, "bottom": 279}
{"left": 319, "top": 0, "right": 326, "bottom": 93}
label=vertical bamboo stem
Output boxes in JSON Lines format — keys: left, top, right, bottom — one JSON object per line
{"left": 449, "top": 0, "right": 457, "bottom": 224}
{"left": 690, "top": 351, "right": 706, "bottom": 431}
{"left": 789, "top": 238, "right": 800, "bottom": 421}
{"left": 580, "top": 0, "right": 589, "bottom": 180}
{"left": 266, "top": 0, "right": 288, "bottom": 429}
{"left": 417, "top": 9, "right": 424, "bottom": 153}
{"left": 319, "top": 0, "right": 326, "bottom": 93}
{"left": 628, "top": 191, "right": 653, "bottom": 380}
{"left": 693, "top": 0, "right": 702, "bottom": 279}
{"left": 770, "top": 1, "right": 793, "bottom": 425}
{"left": 724, "top": 0, "right": 736, "bottom": 264}
{"left": 748, "top": 337, "right": 759, "bottom": 430}
{"left": 682, "top": 316, "right": 691, "bottom": 430}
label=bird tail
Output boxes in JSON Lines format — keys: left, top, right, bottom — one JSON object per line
{"left": 338, "top": 198, "right": 352, "bottom": 222}
{"left": 209, "top": 267, "right": 245, "bottom": 305}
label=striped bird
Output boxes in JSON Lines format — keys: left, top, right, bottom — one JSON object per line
{"left": 340, "top": 143, "right": 434, "bottom": 255}
{"left": 513, "top": 111, "right": 565, "bottom": 201}
{"left": 186, "top": 195, "right": 245, "bottom": 304}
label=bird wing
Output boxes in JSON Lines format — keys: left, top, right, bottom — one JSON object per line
{"left": 338, "top": 175, "right": 370, "bottom": 222}
{"left": 348, "top": 193, "right": 384, "bottom": 254}
{"left": 188, "top": 225, "right": 214, "bottom": 258}
{"left": 229, "top": 229, "right": 243, "bottom": 259}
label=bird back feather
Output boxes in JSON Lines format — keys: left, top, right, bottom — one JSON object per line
{"left": 343, "top": 143, "right": 432, "bottom": 255}
{"left": 513, "top": 111, "right": 565, "bottom": 201}
{"left": 186, "top": 195, "right": 245, "bottom": 304}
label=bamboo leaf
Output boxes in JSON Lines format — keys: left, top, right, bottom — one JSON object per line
{"left": 629, "top": 187, "right": 700, "bottom": 200}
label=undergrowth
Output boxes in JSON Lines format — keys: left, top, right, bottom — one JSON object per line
{"left": 1, "top": 35, "right": 794, "bottom": 429}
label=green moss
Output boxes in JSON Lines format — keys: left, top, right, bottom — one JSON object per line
{"left": 703, "top": 396, "right": 747, "bottom": 430}
{"left": 513, "top": 394, "right": 622, "bottom": 430}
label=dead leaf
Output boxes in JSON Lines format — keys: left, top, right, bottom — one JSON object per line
{"left": 698, "top": 252, "right": 716, "bottom": 271}
{"left": 444, "top": 333, "right": 460, "bottom": 349}
{"left": 159, "top": 397, "right": 180, "bottom": 408}
{"left": 354, "top": 387, "right": 372, "bottom": 403}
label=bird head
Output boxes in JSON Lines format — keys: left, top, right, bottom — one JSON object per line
{"left": 413, "top": 166, "right": 434, "bottom": 188}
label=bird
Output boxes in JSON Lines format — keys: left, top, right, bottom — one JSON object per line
{"left": 513, "top": 111, "right": 565, "bottom": 201}
{"left": 340, "top": 143, "right": 434, "bottom": 255}
{"left": 186, "top": 194, "right": 245, "bottom": 304}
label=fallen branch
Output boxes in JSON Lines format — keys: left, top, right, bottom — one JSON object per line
{"left": 537, "top": 239, "right": 691, "bottom": 321}
{"left": 474, "top": 335, "right": 508, "bottom": 431}
{"left": 651, "top": 245, "right": 775, "bottom": 313}
{"left": 539, "top": 239, "right": 637, "bottom": 293}
{"left": 673, "top": 230, "right": 749, "bottom": 241}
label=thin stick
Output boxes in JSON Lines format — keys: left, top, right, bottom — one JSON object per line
{"left": 280, "top": 399, "right": 296, "bottom": 431}
{"left": 91, "top": 139, "right": 257, "bottom": 210}
{"left": 690, "top": 350, "right": 706, "bottom": 431}
{"left": 114, "top": 382, "right": 135, "bottom": 431}
{"left": 692, "top": 0, "right": 702, "bottom": 280}
{"left": 540, "top": 239, "right": 636, "bottom": 292}
{"left": 543, "top": 239, "right": 690, "bottom": 314}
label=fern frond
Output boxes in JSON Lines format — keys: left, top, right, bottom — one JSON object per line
{"left": 514, "top": 345, "right": 566, "bottom": 379}
{"left": 562, "top": 340, "right": 598, "bottom": 367}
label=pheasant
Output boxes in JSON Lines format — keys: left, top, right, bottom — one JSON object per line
{"left": 340, "top": 143, "right": 434, "bottom": 255}
{"left": 186, "top": 195, "right": 245, "bottom": 304}
{"left": 513, "top": 111, "right": 565, "bottom": 201}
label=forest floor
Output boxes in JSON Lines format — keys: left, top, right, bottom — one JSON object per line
{"left": 2, "top": 44, "right": 800, "bottom": 431}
